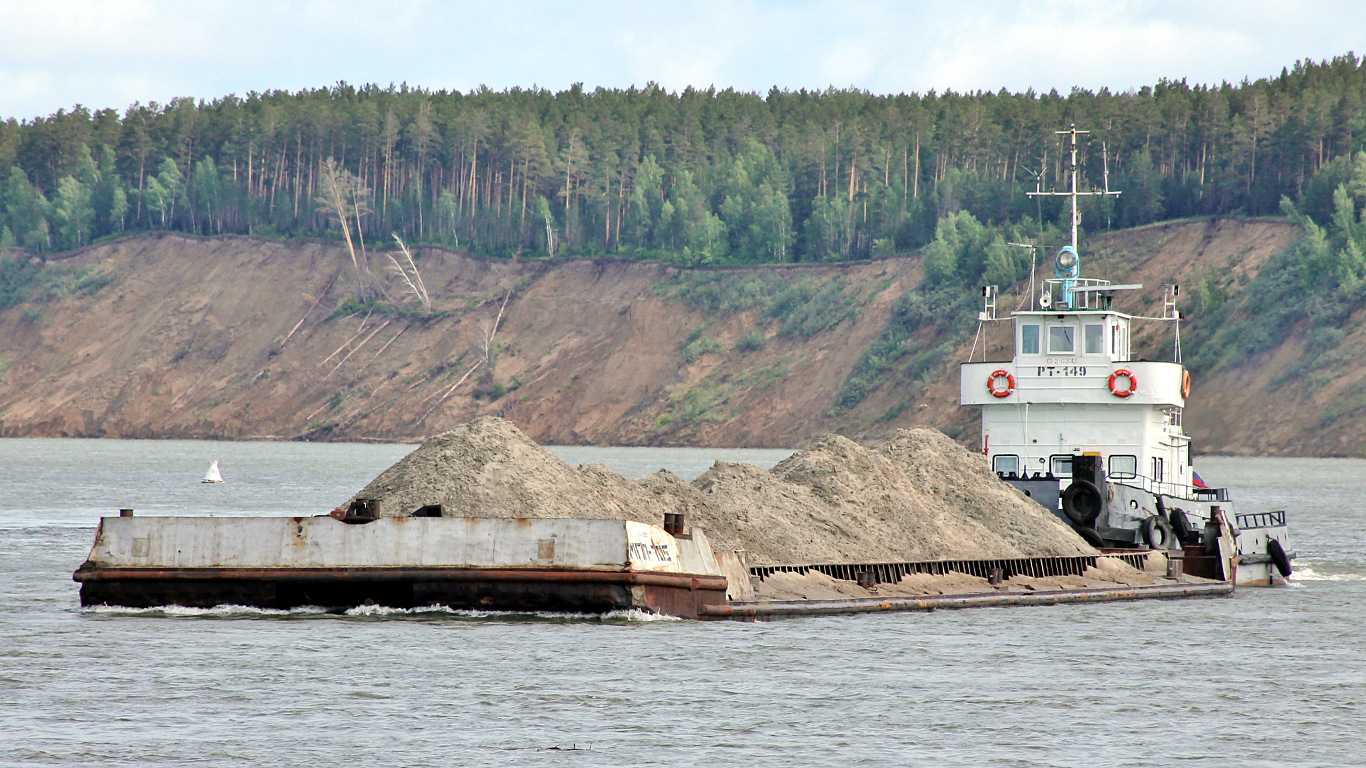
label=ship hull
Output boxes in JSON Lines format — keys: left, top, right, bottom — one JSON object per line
{"left": 1005, "top": 476, "right": 1293, "bottom": 586}
{"left": 72, "top": 515, "right": 730, "bottom": 619}
{"left": 75, "top": 565, "right": 727, "bottom": 616}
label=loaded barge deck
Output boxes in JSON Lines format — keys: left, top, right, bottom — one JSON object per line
{"left": 74, "top": 509, "right": 1239, "bottom": 620}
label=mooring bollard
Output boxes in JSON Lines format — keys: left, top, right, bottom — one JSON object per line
{"left": 1166, "top": 552, "right": 1184, "bottom": 579}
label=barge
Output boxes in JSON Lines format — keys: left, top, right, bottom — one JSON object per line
{"left": 74, "top": 501, "right": 1239, "bottom": 620}
{"left": 74, "top": 509, "right": 735, "bottom": 617}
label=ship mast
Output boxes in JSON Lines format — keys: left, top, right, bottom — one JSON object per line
{"left": 1028, "top": 125, "right": 1120, "bottom": 254}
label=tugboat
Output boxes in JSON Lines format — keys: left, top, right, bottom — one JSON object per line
{"left": 960, "top": 126, "right": 1294, "bottom": 586}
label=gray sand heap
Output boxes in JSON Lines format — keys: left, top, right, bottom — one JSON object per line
{"left": 348, "top": 417, "right": 670, "bottom": 524}
{"left": 347, "top": 416, "right": 1095, "bottom": 565}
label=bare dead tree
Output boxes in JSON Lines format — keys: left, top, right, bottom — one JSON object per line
{"left": 348, "top": 172, "right": 373, "bottom": 270}
{"left": 481, "top": 289, "right": 511, "bottom": 365}
{"left": 477, "top": 317, "right": 495, "bottom": 366}
{"left": 326, "top": 320, "right": 390, "bottom": 378}
{"left": 316, "top": 157, "right": 374, "bottom": 298}
{"left": 386, "top": 233, "right": 431, "bottom": 314}
{"left": 417, "top": 288, "right": 513, "bottom": 422}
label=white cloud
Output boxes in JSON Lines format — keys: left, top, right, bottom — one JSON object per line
{"left": 0, "top": 0, "right": 1362, "bottom": 120}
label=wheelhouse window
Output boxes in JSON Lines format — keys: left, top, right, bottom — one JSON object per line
{"left": 1108, "top": 455, "right": 1137, "bottom": 478}
{"left": 1049, "top": 455, "right": 1072, "bottom": 477}
{"left": 1084, "top": 324, "right": 1103, "bottom": 354}
{"left": 1020, "top": 324, "right": 1040, "bottom": 354}
{"left": 993, "top": 455, "right": 1020, "bottom": 476}
{"left": 1048, "top": 325, "right": 1075, "bottom": 353}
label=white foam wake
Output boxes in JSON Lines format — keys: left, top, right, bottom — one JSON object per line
{"left": 1286, "top": 564, "right": 1366, "bottom": 582}
{"left": 344, "top": 604, "right": 680, "bottom": 621}
{"left": 82, "top": 603, "right": 680, "bottom": 622}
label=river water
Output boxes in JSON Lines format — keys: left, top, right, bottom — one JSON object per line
{"left": 2, "top": 439, "right": 1363, "bottom": 767}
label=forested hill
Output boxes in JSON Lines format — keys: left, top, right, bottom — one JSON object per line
{"left": 3, "top": 54, "right": 1366, "bottom": 267}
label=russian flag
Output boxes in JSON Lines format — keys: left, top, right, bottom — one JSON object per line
{"left": 1193, "top": 471, "right": 1208, "bottom": 489}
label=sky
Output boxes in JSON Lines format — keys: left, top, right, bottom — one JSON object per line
{"left": 2, "top": 0, "right": 1364, "bottom": 122}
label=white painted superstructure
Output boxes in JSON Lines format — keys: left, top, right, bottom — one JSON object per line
{"left": 957, "top": 125, "right": 1292, "bottom": 586}
{"left": 961, "top": 290, "right": 1193, "bottom": 499}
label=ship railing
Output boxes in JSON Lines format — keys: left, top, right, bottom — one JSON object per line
{"left": 1235, "top": 510, "right": 1286, "bottom": 530}
{"left": 1109, "top": 473, "right": 1229, "bottom": 502}
{"left": 1042, "top": 278, "right": 1111, "bottom": 310}
{"left": 751, "top": 554, "right": 1122, "bottom": 585}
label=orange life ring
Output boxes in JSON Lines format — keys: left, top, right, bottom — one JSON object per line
{"left": 1181, "top": 370, "right": 1191, "bottom": 399}
{"left": 987, "top": 369, "right": 1015, "bottom": 398}
{"left": 1109, "top": 369, "right": 1137, "bottom": 398}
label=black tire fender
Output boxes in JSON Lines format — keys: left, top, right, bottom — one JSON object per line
{"left": 1141, "top": 515, "right": 1177, "bottom": 550}
{"left": 1073, "top": 525, "right": 1105, "bottom": 548}
{"left": 1268, "top": 538, "right": 1292, "bottom": 578}
{"left": 1061, "top": 480, "right": 1104, "bottom": 527}
{"left": 1168, "top": 508, "right": 1194, "bottom": 545}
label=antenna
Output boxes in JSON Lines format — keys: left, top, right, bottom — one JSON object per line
{"left": 1006, "top": 239, "right": 1037, "bottom": 311}
{"left": 1026, "top": 125, "right": 1122, "bottom": 308}
{"left": 979, "top": 284, "right": 998, "bottom": 322}
{"left": 1102, "top": 141, "right": 1113, "bottom": 194}
{"left": 975, "top": 285, "right": 999, "bottom": 361}
{"left": 1027, "top": 125, "right": 1122, "bottom": 254}
{"left": 1102, "top": 141, "right": 1114, "bottom": 230}
{"left": 1164, "top": 284, "right": 1182, "bottom": 363}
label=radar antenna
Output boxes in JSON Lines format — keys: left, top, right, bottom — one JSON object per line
{"left": 1006, "top": 239, "right": 1037, "bottom": 310}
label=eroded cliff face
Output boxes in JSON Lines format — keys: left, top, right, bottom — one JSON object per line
{"left": 1, "top": 218, "right": 1349, "bottom": 456}
{"left": 0, "top": 233, "right": 919, "bottom": 446}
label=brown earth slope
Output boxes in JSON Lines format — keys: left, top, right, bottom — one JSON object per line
{"left": 0, "top": 232, "right": 915, "bottom": 445}
{"left": 0, "top": 218, "right": 1348, "bottom": 454}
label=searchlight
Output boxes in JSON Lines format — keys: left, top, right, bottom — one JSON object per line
{"left": 1055, "top": 246, "right": 1080, "bottom": 308}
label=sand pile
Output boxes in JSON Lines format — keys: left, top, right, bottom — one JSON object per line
{"left": 879, "top": 428, "right": 1091, "bottom": 558}
{"left": 348, "top": 417, "right": 669, "bottom": 524}
{"left": 753, "top": 556, "right": 1156, "bottom": 601}
{"left": 690, "top": 431, "right": 1091, "bottom": 563}
{"left": 347, "top": 417, "right": 1095, "bottom": 564}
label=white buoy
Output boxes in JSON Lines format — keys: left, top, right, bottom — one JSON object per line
{"left": 202, "top": 459, "right": 224, "bottom": 484}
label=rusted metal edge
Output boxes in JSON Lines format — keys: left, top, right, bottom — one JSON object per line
{"left": 750, "top": 555, "right": 1100, "bottom": 584}
{"left": 73, "top": 565, "right": 727, "bottom": 591}
{"left": 698, "top": 581, "right": 1233, "bottom": 619}
{"left": 749, "top": 553, "right": 1160, "bottom": 585}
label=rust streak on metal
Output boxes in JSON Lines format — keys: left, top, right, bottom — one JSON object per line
{"left": 699, "top": 581, "right": 1233, "bottom": 619}
{"left": 73, "top": 565, "right": 728, "bottom": 591}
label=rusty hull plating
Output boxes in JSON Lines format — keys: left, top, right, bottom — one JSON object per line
{"left": 74, "top": 514, "right": 729, "bottom": 618}
{"left": 75, "top": 565, "right": 729, "bottom": 616}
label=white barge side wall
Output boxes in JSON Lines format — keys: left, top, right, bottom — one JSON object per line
{"left": 86, "top": 516, "right": 725, "bottom": 576}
